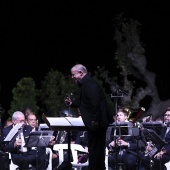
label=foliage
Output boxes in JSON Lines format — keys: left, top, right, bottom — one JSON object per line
{"left": 93, "top": 69, "right": 115, "bottom": 115}
{"left": 8, "top": 77, "right": 39, "bottom": 117}
{"left": 7, "top": 14, "right": 170, "bottom": 120}
{"left": 97, "top": 13, "right": 170, "bottom": 119}
{"left": 37, "top": 69, "right": 79, "bottom": 117}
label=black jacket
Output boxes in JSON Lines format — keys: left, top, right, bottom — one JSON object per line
{"left": 71, "top": 74, "right": 114, "bottom": 131}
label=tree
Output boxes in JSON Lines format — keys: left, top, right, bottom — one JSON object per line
{"left": 8, "top": 77, "right": 39, "bottom": 117}
{"left": 38, "top": 69, "right": 79, "bottom": 117}
{"left": 98, "top": 14, "right": 170, "bottom": 119}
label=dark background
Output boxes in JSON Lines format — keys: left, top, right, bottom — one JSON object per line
{"left": 0, "top": 1, "right": 169, "bottom": 111}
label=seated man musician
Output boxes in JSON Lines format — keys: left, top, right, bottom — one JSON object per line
{"left": 0, "top": 111, "right": 49, "bottom": 170}
{"left": 107, "top": 108, "right": 138, "bottom": 170}
{"left": 140, "top": 107, "right": 170, "bottom": 170}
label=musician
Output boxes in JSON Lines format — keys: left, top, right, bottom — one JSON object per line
{"left": 107, "top": 108, "right": 138, "bottom": 170}
{"left": 26, "top": 114, "right": 38, "bottom": 131}
{"left": 140, "top": 107, "right": 170, "bottom": 170}
{"left": 0, "top": 111, "right": 49, "bottom": 170}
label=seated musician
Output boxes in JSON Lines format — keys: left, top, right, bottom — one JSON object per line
{"left": 107, "top": 108, "right": 138, "bottom": 170}
{"left": 0, "top": 111, "right": 49, "bottom": 170}
{"left": 26, "top": 113, "right": 59, "bottom": 169}
{"left": 140, "top": 107, "right": 170, "bottom": 170}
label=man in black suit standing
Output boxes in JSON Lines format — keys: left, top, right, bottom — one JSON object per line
{"left": 65, "top": 64, "right": 114, "bottom": 170}
{"left": 0, "top": 111, "right": 48, "bottom": 170}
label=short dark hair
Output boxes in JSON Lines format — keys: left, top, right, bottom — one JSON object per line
{"left": 117, "top": 108, "right": 130, "bottom": 117}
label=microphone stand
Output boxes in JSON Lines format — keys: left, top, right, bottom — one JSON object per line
{"left": 111, "top": 89, "right": 123, "bottom": 170}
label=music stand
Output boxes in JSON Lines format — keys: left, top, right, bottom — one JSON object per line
{"left": 142, "top": 122, "right": 165, "bottom": 136}
{"left": 25, "top": 130, "right": 54, "bottom": 169}
{"left": 25, "top": 130, "right": 53, "bottom": 147}
{"left": 109, "top": 122, "right": 133, "bottom": 170}
{"left": 110, "top": 122, "right": 133, "bottom": 137}
{"left": 142, "top": 128, "right": 167, "bottom": 148}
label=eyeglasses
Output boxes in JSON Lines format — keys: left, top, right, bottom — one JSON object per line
{"left": 28, "top": 119, "right": 36, "bottom": 121}
{"left": 15, "top": 119, "right": 25, "bottom": 123}
{"left": 164, "top": 114, "right": 170, "bottom": 117}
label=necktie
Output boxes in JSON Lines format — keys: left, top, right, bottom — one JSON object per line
{"left": 164, "top": 127, "right": 170, "bottom": 139}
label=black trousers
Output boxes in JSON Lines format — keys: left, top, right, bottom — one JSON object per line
{"left": 87, "top": 126, "right": 107, "bottom": 170}
{"left": 108, "top": 151, "right": 137, "bottom": 170}
{"left": 0, "top": 151, "right": 10, "bottom": 170}
{"left": 11, "top": 150, "right": 48, "bottom": 170}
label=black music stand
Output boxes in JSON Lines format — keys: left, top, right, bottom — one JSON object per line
{"left": 142, "top": 128, "right": 167, "bottom": 147}
{"left": 25, "top": 130, "right": 54, "bottom": 169}
{"left": 110, "top": 122, "right": 133, "bottom": 137}
{"left": 142, "top": 122, "right": 165, "bottom": 136}
{"left": 42, "top": 114, "right": 86, "bottom": 170}
{"left": 110, "top": 122, "right": 132, "bottom": 170}
{"left": 25, "top": 131, "right": 53, "bottom": 147}
{"left": 142, "top": 128, "right": 167, "bottom": 170}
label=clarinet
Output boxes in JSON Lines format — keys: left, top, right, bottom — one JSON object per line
{"left": 16, "top": 128, "right": 22, "bottom": 153}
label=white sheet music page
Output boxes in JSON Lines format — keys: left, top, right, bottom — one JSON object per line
{"left": 46, "top": 117, "right": 85, "bottom": 126}
{"left": 4, "top": 123, "right": 23, "bottom": 141}
{"left": 38, "top": 123, "right": 50, "bottom": 130}
{"left": 65, "top": 117, "right": 85, "bottom": 126}
{"left": 47, "top": 117, "right": 72, "bottom": 126}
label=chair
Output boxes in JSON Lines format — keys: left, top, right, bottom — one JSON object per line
{"left": 165, "top": 161, "right": 170, "bottom": 169}
{"left": 105, "top": 147, "right": 110, "bottom": 170}
{"left": 53, "top": 143, "right": 89, "bottom": 170}
{"left": 9, "top": 147, "right": 52, "bottom": 170}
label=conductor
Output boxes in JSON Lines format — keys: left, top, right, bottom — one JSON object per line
{"left": 65, "top": 64, "right": 114, "bottom": 170}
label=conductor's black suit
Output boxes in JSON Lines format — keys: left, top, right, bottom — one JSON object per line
{"left": 71, "top": 74, "right": 114, "bottom": 170}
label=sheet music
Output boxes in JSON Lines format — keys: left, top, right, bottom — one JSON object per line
{"left": 4, "top": 123, "right": 23, "bottom": 141}
{"left": 65, "top": 117, "right": 85, "bottom": 126}
{"left": 46, "top": 117, "right": 85, "bottom": 126}
{"left": 47, "top": 117, "right": 72, "bottom": 126}
{"left": 38, "top": 123, "right": 50, "bottom": 131}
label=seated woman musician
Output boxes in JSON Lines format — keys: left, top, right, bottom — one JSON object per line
{"left": 107, "top": 107, "right": 138, "bottom": 170}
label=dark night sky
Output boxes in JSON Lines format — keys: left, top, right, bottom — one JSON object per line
{"left": 0, "top": 1, "right": 169, "bottom": 111}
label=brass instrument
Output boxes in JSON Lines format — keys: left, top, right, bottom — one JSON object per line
{"left": 126, "top": 107, "right": 145, "bottom": 125}
{"left": 125, "top": 108, "right": 132, "bottom": 121}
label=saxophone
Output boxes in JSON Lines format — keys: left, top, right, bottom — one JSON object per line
{"left": 144, "top": 141, "right": 158, "bottom": 157}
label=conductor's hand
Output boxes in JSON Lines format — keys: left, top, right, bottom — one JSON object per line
{"left": 64, "top": 97, "right": 72, "bottom": 106}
